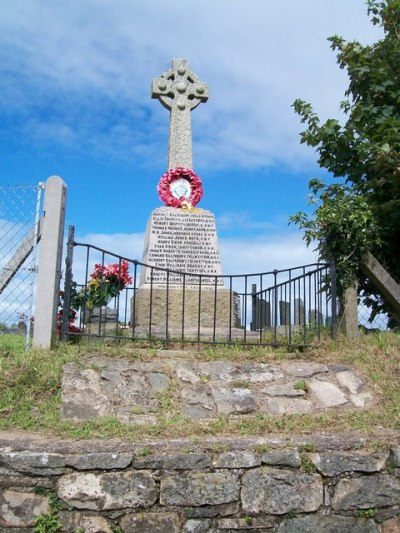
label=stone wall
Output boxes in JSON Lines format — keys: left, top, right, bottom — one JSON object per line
{"left": 0, "top": 433, "right": 399, "bottom": 532}
{"left": 60, "top": 358, "right": 376, "bottom": 424}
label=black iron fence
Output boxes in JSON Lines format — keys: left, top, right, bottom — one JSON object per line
{"left": 62, "top": 227, "right": 337, "bottom": 347}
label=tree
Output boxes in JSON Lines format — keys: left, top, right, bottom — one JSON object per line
{"left": 291, "top": 0, "right": 400, "bottom": 324}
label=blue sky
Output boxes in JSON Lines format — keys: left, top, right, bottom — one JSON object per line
{"left": 1, "top": 0, "right": 382, "bottom": 274}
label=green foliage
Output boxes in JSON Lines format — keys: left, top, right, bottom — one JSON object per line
{"left": 301, "top": 456, "right": 317, "bottom": 473}
{"left": 385, "top": 458, "right": 397, "bottom": 474}
{"left": 289, "top": 180, "right": 380, "bottom": 301}
{"left": 33, "top": 494, "right": 62, "bottom": 533}
{"left": 0, "top": 333, "right": 25, "bottom": 352}
{"left": 137, "top": 446, "right": 152, "bottom": 457}
{"left": 34, "top": 513, "right": 61, "bottom": 533}
{"left": 355, "top": 508, "right": 377, "bottom": 518}
{"left": 293, "top": 379, "right": 309, "bottom": 392}
{"left": 292, "top": 0, "right": 400, "bottom": 323}
{"left": 299, "top": 443, "right": 316, "bottom": 453}
{"left": 253, "top": 443, "right": 272, "bottom": 453}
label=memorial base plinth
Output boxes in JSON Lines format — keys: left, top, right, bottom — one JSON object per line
{"left": 84, "top": 306, "right": 119, "bottom": 337}
{"left": 132, "top": 286, "right": 241, "bottom": 338}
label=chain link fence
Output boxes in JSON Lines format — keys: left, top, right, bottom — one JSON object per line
{"left": 358, "top": 295, "right": 389, "bottom": 331}
{"left": 0, "top": 184, "right": 43, "bottom": 341}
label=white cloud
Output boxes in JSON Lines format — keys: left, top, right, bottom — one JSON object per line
{"left": 220, "top": 233, "right": 317, "bottom": 275}
{"left": 217, "top": 211, "right": 274, "bottom": 232}
{"left": 2, "top": 0, "right": 383, "bottom": 171}
{"left": 74, "top": 231, "right": 144, "bottom": 260}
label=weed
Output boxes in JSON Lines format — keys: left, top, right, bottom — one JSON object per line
{"left": 286, "top": 510, "right": 297, "bottom": 519}
{"left": 386, "top": 459, "right": 397, "bottom": 475}
{"left": 299, "top": 443, "right": 317, "bottom": 453}
{"left": 208, "top": 443, "right": 229, "bottom": 453}
{"left": 137, "top": 446, "right": 152, "bottom": 457}
{"left": 355, "top": 508, "right": 376, "bottom": 518}
{"left": 33, "top": 492, "right": 62, "bottom": 533}
{"left": 33, "top": 486, "right": 48, "bottom": 496}
{"left": 155, "top": 384, "right": 178, "bottom": 414}
{"left": 243, "top": 515, "right": 253, "bottom": 525}
{"left": 34, "top": 512, "right": 61, "bottom": 533}
{"left": 375, "top": 333, "right": 389, "bottom": 355}
{"left": 253, "top": 443, "right": 272, "bottom": 453}
{"left": 293, "top": 379, "right": 309, "bottom": 393}
{"left": 301, "top": 456, "right": 317, "bottom": 473}
{"left": 206, "top": 415, "right": 229, "bottom": 435}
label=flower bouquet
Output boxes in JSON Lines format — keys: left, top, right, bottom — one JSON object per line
{"left": 84, "top": 260, "right": 133, "bottom": 310}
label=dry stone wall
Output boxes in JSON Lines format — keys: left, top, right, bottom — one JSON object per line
{"left": 0, "top": 433, "right": 399, "bottom": 532}
{"left": 60, "top": 357, "right": 375, "bottom": 424}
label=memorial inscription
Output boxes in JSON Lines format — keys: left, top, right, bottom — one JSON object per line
{"left": 141, "top": 208, "right": 223, "bottom": 287}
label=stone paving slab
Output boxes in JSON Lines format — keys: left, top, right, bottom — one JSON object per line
{"left": 60, "top": 354, "right": 376, "bottom": 424}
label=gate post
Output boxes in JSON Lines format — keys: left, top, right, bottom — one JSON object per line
{"left": 32, "top": 176, "right": 67, "bottom": 348}
{"left": 61, "top": 225, "right": 75, "bottom": 342}
{"left": 341, "top": 285, "right": 359, "bottom": 339}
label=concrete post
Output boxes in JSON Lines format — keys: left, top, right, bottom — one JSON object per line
{"left": 341, "top": 285, "right": 359, "bottom": 338}
{"left": 32, "top": 176, "right": 67, "bottom": 348}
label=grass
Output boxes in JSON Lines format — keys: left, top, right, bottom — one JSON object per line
{"left": 0, "top": 332, "right": 399, "bottom": 441}
{"left": 293, "top": 379, "right": 309, "bottom": 392}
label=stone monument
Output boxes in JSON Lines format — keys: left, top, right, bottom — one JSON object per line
{"left": 134, "top": 59, "right": 240, "bottom": 336}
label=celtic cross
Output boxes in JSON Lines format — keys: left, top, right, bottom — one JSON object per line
{"left": 152, "top": 59, "right": 208, "bottom": 170}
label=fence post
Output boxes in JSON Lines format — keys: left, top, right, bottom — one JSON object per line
{"left": 330, "top": 260, "right": 338, "bottom": 339}
{"left": 251, "top": 283, "right": 257, "bottom": 331}
{"left": 341, "top": 285, "right": 359, "bottom": 339}
{"left": 61, "top": 225, "right": 75, "bottom": 342}
{"left": 32, "top": 176, "right": 67, "bottom": 348}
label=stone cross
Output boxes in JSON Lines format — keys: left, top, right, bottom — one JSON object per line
{"left": 152, "top": 59, "right": 208, "bottom": 170}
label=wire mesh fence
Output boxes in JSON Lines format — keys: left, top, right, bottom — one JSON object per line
{"left": 358, "top": 295, "right": 389, "bottom": 331}
{"left": 0, "top": 184, "right": 43, "bottom": 340}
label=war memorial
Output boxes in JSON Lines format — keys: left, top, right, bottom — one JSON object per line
{"left": 134, "top": 59, "right": 241, "bottom": 336}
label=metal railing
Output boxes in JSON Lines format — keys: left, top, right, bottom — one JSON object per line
{"left": 62, "top": 227, "right": 337, "bottom": 347}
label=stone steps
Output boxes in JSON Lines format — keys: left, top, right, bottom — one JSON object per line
{"left": 61, "top": 351, "right": 375, "bottom": 424}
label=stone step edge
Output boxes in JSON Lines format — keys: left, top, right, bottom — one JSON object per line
{"left": 0, "top": 429, "right": 399, "bottom": 454}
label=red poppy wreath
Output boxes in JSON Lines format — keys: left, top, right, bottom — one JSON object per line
{"left": 157, "top": 167, "right": 204, "bottom": 208}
